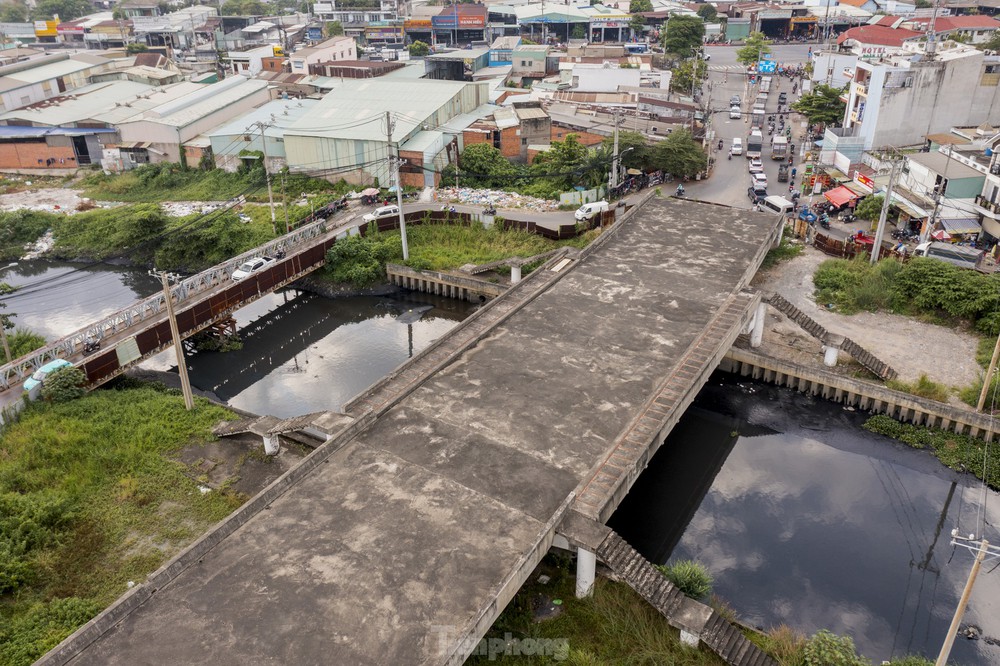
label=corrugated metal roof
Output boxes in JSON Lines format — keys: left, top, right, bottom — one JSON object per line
{"left": 514, "top": 107, "right": 548, "bottom": 120}
{"left": 209, "top": 98, "right": 318, "bottom": 140}
{"left": 284, "top": 78, "right": 479, "bottom": 143}
{"left": 0, "top": 125, "right": 112, "bottom": 138}
{"left": 131, "top": 78, "right": 269, "bottom": 128}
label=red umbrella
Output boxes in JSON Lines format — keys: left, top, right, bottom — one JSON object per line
{"left": 931, "top": 230, "right": 951, "bottom": 241}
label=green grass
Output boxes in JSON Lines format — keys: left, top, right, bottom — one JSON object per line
{"left": 0, "top": 210, "right": 56, "bottom": 261}
{"left": 0, "top": 382, "right": 243, "bottom": 665}
{"left": 0, "top": 327, "right": 45, "bottom": 364}
{"left": 466, "top": 554, "right": 724, "bottom": 665}
{"left": 325, "top": 219, "right": 601, "bottom": 287}
{"left": 80, "top": 163, "right": 351, "bottom": 203}
{"left": 885, "top": 374, "right": 951, "bottom": 403}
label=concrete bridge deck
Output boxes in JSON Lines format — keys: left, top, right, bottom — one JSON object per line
{"left": 44, "top": 196, "right": 782, "bottom": 665}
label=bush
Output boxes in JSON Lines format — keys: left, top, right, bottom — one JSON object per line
{"left": 52, "top": 204, "right": 166, "bottom": 261}
{"left": 0, "top": 491, "right": 74, "bottom": 593}
{"left": 324, "top": 229, "right": 402, "bottom": 287}
{"left": 761, "top": 226, "right": 802, "bottom": 270}
{"left": 2, "top": 327, "right": 46, "bottom": 364}
{"left": 0, "top": 597, "right": 101, "bottom": 665}
{"left": 0, "top": 209, "right": 54, "bottom": 260}
{"left": 656, "top": 559, "right": 712, "bottom": 600}
{"left": 803, "top": 630, "right": 868, "bottom": 666}
{"left": 40, "top": 366, "right": 86, "bottom": 403}
{"left": 885, "top": 374, "right": 950, "bottom": 402}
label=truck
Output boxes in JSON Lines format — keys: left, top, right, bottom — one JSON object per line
{"left": 771, "top": 135, "right": 788, "bottom": 160}
{"left": 913, "top": 241, "right": 991, "bottom": 272}
{"left": 746, "top": 130, "right": 764, "bottom": 160}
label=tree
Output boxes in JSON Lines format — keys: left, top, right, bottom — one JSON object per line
{"left": 650, "top": 129, "right": 707, "bottom": 177}
{"left": 571, "top": 23, "right": 586, "bottom": 39}
{"left": 408, "top": 40, "right": 430, "bottom": 57}
{"left": 670, "top": 57, "right": 707, "bottom": 94}
{"left": 603, "top": 130, "right": 653, "bottom": 172}
{"left": 629, "top": 0, "right": 652, "bottom": 12}
{"left": 661, "top": 15, "right": 705, "bottom": 58}
{"left": 630, "top": 13, "right": 646, "bottom": 36}
{"left": 736, "top": 31, "right": 772, "bottom": 66}
{"left": 696, "top": 4, "right": 717, "bottom": 22}
{"left": 531, "top": 134, "right": 592, "bottom": 191}
{"left": 220, "top": 0, "right": 242, "bottom": 14}
{"left": 31, "top": 0, "right": 90, "bottom": 20}
{"left": 40, "top": 365, "right": 86, "bottom": 403}
{"left": 980, "top": 32, "right": 1000, "bottom": 51}
{"left": 455, "top": 143, "right": 520, "bottom": 188}
{"left": 125, "top": 42, "right": 149, "bottom": 54}
{"left": 854, "top": 195, "right": 884, "bottom": 221}
{"left": 792, "top": 83, "right": 847, "bottom": 125}
{"left": 241, "top": 0, "right": 266, "bottom": 14}
{"left": 324, "top": 21, "right": 344, "bottom": 37}
{"left": 914, "top": 0, "right": 932, "bottom": 7}
{"left": 0, "top": 1, "right": 27, "bottom": 23}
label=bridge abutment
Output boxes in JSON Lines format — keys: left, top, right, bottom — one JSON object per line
{"left": 575, "top": 548, "right": 596, "bottom": 598}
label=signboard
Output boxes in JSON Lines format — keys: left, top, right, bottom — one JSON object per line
{"left": 432, "top": 13, "right": 486, "bottom": 28}
{"left": 57, "top": 24, "right": 84, "bottom": 34}
{"left": 854, "top": 172, "right": 875, "bottom": 191}
{"left": 857, "top": 45, "right": 888, "bottom": 60}
{"left": 757, "top": 60, "right": 776, "bottom": 73}
{"left": 33, "top": 20, "right": 57, "bottom": 37}
{"left": 405, "top": 19, "right": 432, "bottom": 29}
{"left": 591, "top": 20, "right": 629, "bottom": 28}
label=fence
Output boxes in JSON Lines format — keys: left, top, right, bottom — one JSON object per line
{"left": 559, "top": 186, "right": 606, "bottom": 207}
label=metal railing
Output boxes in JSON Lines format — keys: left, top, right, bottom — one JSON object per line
{"left": 0, "top": 210, "right": 347, "bottom": 391}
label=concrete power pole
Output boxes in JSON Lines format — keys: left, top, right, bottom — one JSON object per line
{"left": 935, "top": 537, "right": 997, "bottom": 666}
{"left": 870, "top": 157, "right": 901, "bottom": 264}
{"left": 385, "top": 111, "right": 409, "bottom": 260}
{"left": 157, "top": 271, "right": 194, "bottom": 411}
{"left": 609, "top": 108, "right": 621, "bottom": 191}
{"left": 249, "top": 120, "right": 278, "bottom": 235}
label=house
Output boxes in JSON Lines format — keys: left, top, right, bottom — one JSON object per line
{"left": 463, "top": 102, "right": 551, "bottom": 163}
{"left": 208, "top": 98, "right": 318, "bottom": 172}
{"left": 510, "top": 45, "right": 552, "bottom": 82}
{"left": 0, "top": 52, "right": 119, "bottom": 114}
{"left": 843, "top": 41, "right": 1000, "bottom": 149}
{"left": 312, "top": 0, "right": 408, "bottom": 38}
{"left": 283, "top": 78, "right": 491, "bottom": 188}
{"left": 288, "top": 35, "right": 357, "bottom": 74}
{"left": 228, "top": 45, "right": 278, "bottom": 76}
{"left": 424, "top": 48, "right": 491, "bottom": 82}
{"left": 431, "top": 4, "right": 488, "bottom": 46}
{"left": 132, "top": 6, "right": 217, "bottom": 51}
{"left": 489, "top": 36, "right": 521, "bottom": 67}
{"left": 0, "top": 126, "right": 117, "bottom": 170}
{"left": 906, "top": 15, "right": 1000, "bottom": 44}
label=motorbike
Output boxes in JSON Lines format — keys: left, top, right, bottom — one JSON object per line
{"left": 718, "top": 139, "right": 724, "bottom": 151}
{"left": 675, "top": 185, "right": 685, "bottom": 197}
{"left": 841, "top": 213, "right": 857, "bottom": 224}
{"left": 819, "top": 215, "right": 830, "bottom": 230}
{"left": 83, "top": 337, "right": 100, "bottom": 355}
{"left": 483, "top": 206, "right": 497, "bottom": 215}
{"left": 728, "top": 152, "right": 732, "bottom": 160}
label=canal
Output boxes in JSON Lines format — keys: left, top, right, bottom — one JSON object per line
{"left": 6, "top": 260, "right": 1000, "bottom": 665}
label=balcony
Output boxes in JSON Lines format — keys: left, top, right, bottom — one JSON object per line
{"left": 976, "top": 194, "right": 1000, "bottom": 214}
{"left": 854, "top": 83, "right": 866, "bottom": 97}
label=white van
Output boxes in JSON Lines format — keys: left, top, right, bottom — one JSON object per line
{"left": 731, "top": 137, "right": 743, "bottom": 156}
{"left": 761, "top": 195, "right": 794, "bottom": 215}
{"left": 575, "top": 200, "right": 609, "bottom": 221}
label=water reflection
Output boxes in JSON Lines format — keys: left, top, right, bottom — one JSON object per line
{"left": 182, "top": 290, "right": 473, "bottom": 417}
{"left": 610, "top": 375, "right": 1000, "bottom": 665}
{"left": 0, "top": 260, "right": 160, "bottom": 340}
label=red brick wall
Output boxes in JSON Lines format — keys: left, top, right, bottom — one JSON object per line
{"left": 463, "top": 130, "right": 490, "bottom": 148}
{"left": 261, "top": 57, "right": 287, "bottom": 72}
{"left": 0, "top": 141, "right": 77, "bottom": 169}
{"left": 499, "top": 126, "right": 520, "bottom": 159}
{"left": 550, "top": 126, "right": 605, "bottom": 147}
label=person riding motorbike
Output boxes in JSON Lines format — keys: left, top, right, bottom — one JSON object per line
{"left": 676, "top": 184, "right": 685, "bottom": 196}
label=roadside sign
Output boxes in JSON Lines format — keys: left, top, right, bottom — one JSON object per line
{"left": 757, "top": 60, "right": 776, "bottom": 73}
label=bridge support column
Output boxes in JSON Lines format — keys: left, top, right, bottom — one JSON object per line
{"left": 749, "top": 302, "right": 766, "bottom": 348}
{"left": 575, "top": 548, "right": 596, "bottom": 598}
{"left": 823, "top": 345, "right": 839, "bottom": 367}
{"left": 263, "top": 434, "right": 280, "bottom": 456}
{"left": 510, "top": 264, "right": 522, "bottom": 285}
{"left": 680, "top": 629, "right": 700, "bottom": 648}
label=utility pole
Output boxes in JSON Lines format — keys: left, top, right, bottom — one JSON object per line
{"left": 977, "top": 329, "right": 1000, "bottom": 411}
{"left": 385, "top": 111, "right": 409, "bottom": 260}
{"left": 922, "top": 143, "right": 954, "bottom": 243}
{"left": 609, "top": 107, "right": 621, "bottom": 191}
{"left": 870, "top": 157, "right": 901, "bottom": 264}
{"left": 157, "top": 271, "right": 194, "bottom": 411}
{"left": 935, "top": 537, "right": 997, "bottom": 666}
{"left": 281, "top": 173, "right": 289, "bottom": 233}
{"left": 0, "top": 320, "right": 10, "bottom": 364}
{"left": 249, "top": 120, "right": 277, "bottom": 235}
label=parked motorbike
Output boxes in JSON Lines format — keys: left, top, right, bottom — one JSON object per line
{"left": 675, "top": 185, "right": 685, "bottom": 197}
{"left": 841, "top": 213, "right": 857, "bottom": 224}
{"left": 83, "top": 337, "right": 100, "bottom": 355}
{"left": 483, "top": 206, "right": 497, "bottom": 215}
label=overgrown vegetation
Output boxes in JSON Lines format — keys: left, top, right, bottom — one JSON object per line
{"left": 0, "top": 327, "right": 46, "bottom": 364}
{"left": 80, "top": 163, "right": 348, "bottom": 204}
{"left": 863, "top": 415, "right": 1000, "bottom": 489}
{"left": 885, "top": 374, "right": 950, "bottom": 402}
{"left": 813, "top": 257, "right": 1000, "bottom": 335}
{"left": 39, "top": 366, "right": 85, "bottom": 403}
{"left": 324, "top": 219, "right": 599, "bottom": 287}
{"left": 656, "top": 559, "right": 713, "bottom": 600}
{"left": 0, "top": 210, "right": 53, "bottom": 261}
{"left": 0, "top": 382, "right": 242, "bottom": 664}
{"left": 760, "top": 225, "right": 802, "bottom": 270}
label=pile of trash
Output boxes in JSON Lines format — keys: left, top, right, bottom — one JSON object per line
{"left": 160, "top": 201, "right": 229, "bottom": 217}
{"left": 0, "top": 188, "right": 119, "bottom": 215}
{"left": 436, "top": 187, "right": 559, "bottom": 211}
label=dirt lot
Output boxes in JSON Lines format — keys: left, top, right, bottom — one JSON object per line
{"left": 753, "top": 245, "right": 981, "bottom": 393}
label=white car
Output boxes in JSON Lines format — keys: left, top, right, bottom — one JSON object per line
{"left": 729, "top": 105, "right": 741, "bottom": 119}
{"left": 751, "top": 172, "right": 768, "bottom": 189}
{"left": 362, "top": 205, "right": 400, "bottom": 223}
{"left": 232, "top": 256, "right": 277, "bottom": 281}
{"left": 748, "top": 158, "right": 765, "bottom": 174}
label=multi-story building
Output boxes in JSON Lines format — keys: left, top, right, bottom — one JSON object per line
{"left": 288, "top": 35, "right": 357, "bottom": 74}
{"left": 312, "top": 0, "right": 409, "bottom": 38}
{"left": 843, "top": 41, "right": 1000, "bottom": 149}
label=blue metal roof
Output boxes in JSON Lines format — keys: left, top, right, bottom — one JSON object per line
{"left": 0, "top": 126, "right": 113, "bottom": 139}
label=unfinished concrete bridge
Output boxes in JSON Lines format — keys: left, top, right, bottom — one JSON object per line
{"left": 41, "top": 195, "right": 783, "bottom": 666}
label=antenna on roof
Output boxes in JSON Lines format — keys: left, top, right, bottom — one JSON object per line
{"left": 926, "top": 0, "right": 940, "bottom": 56}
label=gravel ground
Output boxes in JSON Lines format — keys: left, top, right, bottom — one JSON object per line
{"left": 753, "top": 245, "right": 982, "bottom": 394}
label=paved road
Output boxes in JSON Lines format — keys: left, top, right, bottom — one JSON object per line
{"left": 703, "top": 43, "right": 816, "bottom": 67}
{"left": 686, "top": 49, "right": 813, "bottom": 209}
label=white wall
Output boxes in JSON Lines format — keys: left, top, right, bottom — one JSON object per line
{"left": 574, "top": 65, "right": 640, "bottom": 92}
{"left": 812, "top": 51, "right": 858, "bottom": 88}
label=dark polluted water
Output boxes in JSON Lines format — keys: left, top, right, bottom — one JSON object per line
{"left": 609, "top": 374, "right": 1000, "bottom": 665}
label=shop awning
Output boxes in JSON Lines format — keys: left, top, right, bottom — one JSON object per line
{"left": 940, "top": 218, "right": 981, "bottom": 235}
{"left": 843, "top": 181, "right": 871, "bottom": 197}
{"left": 823, "top": 185, "right": 858, "bottom": 207}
